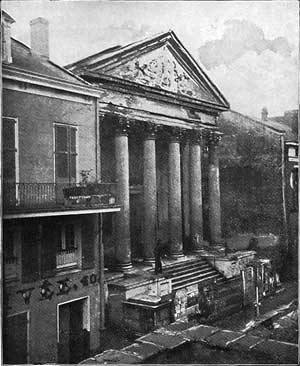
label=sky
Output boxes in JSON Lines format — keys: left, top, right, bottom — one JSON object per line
{"left": 2, "top": 0, "right": 299, "bottom": 118}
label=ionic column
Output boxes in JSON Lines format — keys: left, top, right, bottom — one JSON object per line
{"left": 190, "top": 130, "right": 204, "bottom": 252}
{"left": 143, "top": 123, "right": 157, "bottom": 264}
{"left": 115, "top": 117, "right": 132, "bottom": 271}
{"left": 168, "top": 128, "right": 184, "bottom": 258}
{"left": 207, "top": 131, "right": 222, "bottom": 245}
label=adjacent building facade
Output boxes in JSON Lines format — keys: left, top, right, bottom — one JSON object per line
{"left": 2, "top": 13, "right": 120, "bottom": 364}
{"left": 218, "top": 109, "right": 298, "bottom": 278}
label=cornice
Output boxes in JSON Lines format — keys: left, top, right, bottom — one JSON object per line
{"left": 84, "top": 72, "right": 228, "bottom": 114}
{"left": 3, "top": 66, "right": 102, "bottom": 98}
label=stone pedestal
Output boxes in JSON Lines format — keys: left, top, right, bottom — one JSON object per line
{"left": 168, "top": 129, "right": 183, "bottom": 258}
{"left": 143, "top": 124, "right": 157, "bottom": 264}
{"left": 190, "top": 131, "right": 204, "bottom": 252}
{"left": 115, "top": 118, "right": 132, "bottom": 271}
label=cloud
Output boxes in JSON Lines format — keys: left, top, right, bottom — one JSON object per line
{"left": 198, "top": 19, "right": 293, "bottom": 69}
{"left": 96, "top": 21, "right": 152, "bottom": 47}
{"left": 209, "top": 48, "right": 298, "bottom": 117}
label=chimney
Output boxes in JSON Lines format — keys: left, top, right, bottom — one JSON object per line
{"left": 30, "top": 17, "right": 49, "bottom": 58}
{"left": 261, "top": 107, "right": 268, "bottom": 121}
{"left": 1, "top": 11, "right": 15, "bottom": 64}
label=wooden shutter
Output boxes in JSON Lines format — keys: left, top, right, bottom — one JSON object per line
{"left": 81, "top": 215, "right": 95, "bottom": 269}
{"left": 41, "top": 220, "right": 60, "bottom": 277}
{"left": 22, "top": 223, "right": 39, "bottom": 283}
{"left": 55, "top": 124, "right": 77, "bottom": 183}
{"left": 2, "top": 118, "right": 16, "bottom": 181}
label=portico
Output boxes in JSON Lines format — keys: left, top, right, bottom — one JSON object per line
{"left": 66, "top": 30, "right": 229, "bottom": 271}
{"left": 100, "top": 113, "right": 224, "bottom": 270}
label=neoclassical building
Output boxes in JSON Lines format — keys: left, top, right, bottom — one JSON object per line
{"left": 67, "top": 31, "right": 230, "bottom": 272}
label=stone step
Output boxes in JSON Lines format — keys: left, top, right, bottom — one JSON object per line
{"left": 163, "top": 263, "right": 211, "bottom": 277}
{"left": 172, "top": 270, "right": 221, "bottom": 288}
{"left": 167, "top": 266, "right": 216, "bottom": 283}
{"left": 173, "top": 273, "right": 222, "bottom": 291}
{"left": 163, "top": 258, "right": 206, "bottom": 271}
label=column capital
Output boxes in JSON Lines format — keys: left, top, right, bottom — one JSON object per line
{"left": 188, "top": 129, "right": 203, "bottom": 145}
{"left": 167, "top": 126, "right": 184, "bottom": 143}
{"left": 206, "top": 131, "right": 222, "bottom": 146}
{"left": 115, "top": 116, "right": 131, "bottom": 136}
{"left": 143, "top": 122, "right": 158, "bottom": 140}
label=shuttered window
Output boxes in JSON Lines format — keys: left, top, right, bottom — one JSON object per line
{"left": 55, "top": 124, "right": 77, "bottom": 182}
{"left": 2, "top": 117, "right": 17, "bottom": 181}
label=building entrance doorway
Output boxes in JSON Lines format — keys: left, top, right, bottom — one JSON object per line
{"left": 58, "top": 297, "right": 90, "bottom": 363}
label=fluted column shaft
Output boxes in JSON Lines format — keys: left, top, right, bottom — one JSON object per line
{"left": 115, "top": 117, "right": 132, "bottom": 271}
{"left": 143, "top": 124, "right": 157, "bottom": 264}
{"left": 168, "top": 129, "right": 184, "bottom": 258}
{"left": 208, "top": 132, "right": 222, "bottom": 245}
{"left": 190, "top": 131, "right": 204, "bottom": 252}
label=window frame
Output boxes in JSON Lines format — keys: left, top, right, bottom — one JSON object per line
{"left": 53, "top": 122, "right": 79, "bottom": 183}
{"left": 56, "top": 221, "right": 82, "bottom": 270}
{"left": 2, "top": 116, "right": 19, "bottom": 185}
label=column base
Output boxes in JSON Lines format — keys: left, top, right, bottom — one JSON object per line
{"left": 116, "top": 262, "right": 133, "bottom": 272}
{"left": 191, "top": 240, "right": 209, "bottom": 253}
{"left": 169, "top": 252, "right": 184, "bottom": 259}
{"left": 144, "top": 258, "right": 155, "bottom": 266}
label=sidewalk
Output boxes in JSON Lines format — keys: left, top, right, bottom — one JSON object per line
{"left": 81, "top": 281, "right": 298, "bottom": 364}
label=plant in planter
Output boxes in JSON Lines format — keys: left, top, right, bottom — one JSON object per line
{"left": 63, "top": 169, "right": 116, "bottom": 206}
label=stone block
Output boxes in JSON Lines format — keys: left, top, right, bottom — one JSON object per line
{"left": 207, "top": 251, "right": 255, "bottom": 278}
{"left": 122, "top": 342, "right": 161, "bottom": 361}
{"left": 226, "top": 334, "right": 263, "bottom": 352}
{"left": 137, "top": 331, "right": 188, "bottom": 350}
{"left": 165, "top": 321, "right": 193, "bottom": 333}
{"left": 94, "top": 349, "right": 142, "bottom": 364}
{"left": 182, "top": 325, "right": 219, "bottom": 342}
{"left": 204, "top": 329, "right": 243, "bottom": 348}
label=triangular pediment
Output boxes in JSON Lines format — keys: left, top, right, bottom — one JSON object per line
{"left": 67, "top": 31, "right": 229, "bottom": 109}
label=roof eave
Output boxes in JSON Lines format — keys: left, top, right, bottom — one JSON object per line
{"left": 3, "top": 65, "right": 102, "bottom": 98}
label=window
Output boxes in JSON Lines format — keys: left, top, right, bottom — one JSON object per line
{"left": 54, "top": 124, "right": 77, "bottom": 182}
{"left": 2, "top": 117, "right": 18, "bottom": 182}
{"left": 57, "top": 224, "right": 77, "bottom": 251}
{"left": 56, "top": 222, "right": 81, "bottom": 270}
{"left": 21, "top": 219, "right": 81, "bottom": 282}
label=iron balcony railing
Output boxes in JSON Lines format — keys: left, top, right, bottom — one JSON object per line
{"left": 3, "top": 182, "right": 118, "bottom": 212}
{"left": 56, "top": 248, "right": 78, "bottom": 269}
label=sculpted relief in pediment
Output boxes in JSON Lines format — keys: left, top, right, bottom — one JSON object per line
{"left": 108, "top": 46, "right": 214, "bottom": 101}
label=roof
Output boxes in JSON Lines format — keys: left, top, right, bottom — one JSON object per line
{"left": 221, "top": 109, "right": 294, "bottom": 133}
{"left": 66, "top": 30, "right": 230, "bottom": 110}
{"left": 2, "top": 10, "right": 15, "bottom": 24}
{"left": 6, "top": 38, "right": 89, "bottom": 87}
